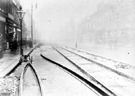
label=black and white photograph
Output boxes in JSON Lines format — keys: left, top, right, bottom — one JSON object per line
{"left": 0, "top": 0, "right": 135, "bottom": 96}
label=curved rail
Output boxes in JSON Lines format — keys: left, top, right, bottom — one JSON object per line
{"left": 57, "top": 45, "right": 135, "bottom": 82}
{"left": 19, "top": 63, "right": 44, "bottom": 96}
{"left": 41, "top": 54, "right": 116, "bottom": 96}
{"left": 51, "top": 46, "right": 117, "bottom": 96}
{"left": 2, "top": 44, "right": 40, "bottom": 78}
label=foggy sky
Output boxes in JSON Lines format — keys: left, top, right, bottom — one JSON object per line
{"left": 20, "top": 0, "right": 104, "bottom": 41}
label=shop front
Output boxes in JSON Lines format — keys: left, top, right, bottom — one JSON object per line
{"left": 6, "top": 14, "right": 20, "bottom": 51}
{"left": 0, "top": 13, "right": 6, "bottom": 58}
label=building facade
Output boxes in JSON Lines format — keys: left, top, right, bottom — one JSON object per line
{"left": 0, "top": 0, "right": 28, "bottom": 53}
{"left": 77, "top": 0, "right": 135, "bottom": 48}
{"left": 0, "top": 0, "right": 7, "bottom": 51}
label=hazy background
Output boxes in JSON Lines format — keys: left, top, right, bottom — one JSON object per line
{"left": 19, "top": 0, "right": 135, "bottom": 67}
{"left": 20, "top": 0, "right": 104, "bottom": 41}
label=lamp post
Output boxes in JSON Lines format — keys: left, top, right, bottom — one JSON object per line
{"left": 17, "top": 6, "right": 25, "bottom": 56}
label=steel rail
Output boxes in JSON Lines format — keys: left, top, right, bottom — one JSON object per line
{"left": 57, "top": 45, "right": 135, "bottom": 82}
{"left": 19, "top": 62, "right": 44, "bottom": 96}
{"left": 3, "top": 44, "right": 40, "bottom": 77}
{"left": 25, "top": 44, "right": 40, "bottom": 58}
{"left": 52, "top": 46, "right": 117, "bottom": 96}
{"left": 40, "top": 54, "right": 116, "bottom": 96}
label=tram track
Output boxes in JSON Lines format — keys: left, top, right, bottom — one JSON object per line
{"left": 53, "top": 46, "right": 135, "bottom": 82}
{"left": 51, "top": 45, "right": 135, "bottom": 96}
{"left": 1, "top": 44, "right": 134, "bottom": 96}
{"left": 40, "top": 54, "right": 116, "bottom": 96}
{"left": 2, "top": 44, "right": 40, "bottom": 78}
{"left": 54, "top": 45, "right": 135, "bottom": 82}
{"left": 0, "top": 44, "right": 42, "bottom": 96}
{"left": 0, "top": 60, "right": 44, "bottom": 96}
{"left": 19, "top": 62, "right": 44, "bottom": 96}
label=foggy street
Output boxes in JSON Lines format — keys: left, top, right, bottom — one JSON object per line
{"left": 0, "top": 0, "right": 135, "bottom": 96}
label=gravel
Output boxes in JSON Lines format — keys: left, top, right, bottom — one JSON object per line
{"left": 0, "top": 76, "right": 19, "bottom": 96}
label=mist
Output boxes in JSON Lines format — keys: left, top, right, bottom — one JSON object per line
{"left": 21, "top": 0, "right": 103, "bottom": 43}
{"left": 21, "top": 0, "right": 135, "bottom": 49}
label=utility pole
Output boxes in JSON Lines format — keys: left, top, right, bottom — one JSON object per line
{"left": 31, "top": 3, "right": 33, "bottom": 48}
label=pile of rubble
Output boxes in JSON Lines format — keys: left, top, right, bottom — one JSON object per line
{"left": 0, "top": 76, "right": 19, "bottom": 96}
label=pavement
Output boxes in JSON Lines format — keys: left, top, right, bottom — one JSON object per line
{"left": 0, "top": 47, "right": 34, "bottom": 77}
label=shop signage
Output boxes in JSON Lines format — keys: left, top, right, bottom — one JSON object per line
{"left": 8, "top": 14, "right": 14, "bottom": 20}
{"left": 0, "top": 16, "right": 6, "bottom": 22}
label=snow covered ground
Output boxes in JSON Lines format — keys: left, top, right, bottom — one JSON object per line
{"left": 39, "top": 45, "right": 135, "bottom": 96}
{"left": 58, "top": 43, "right": 135, "bottom": 82}
{"left": 32, "top": 46, "right": 98, "bottom": 96}
{"left": 57, "top": 42, "right": 135, "bottom": 67}
{"left": 77, "top": 43, "right": 135, "bottom": 67}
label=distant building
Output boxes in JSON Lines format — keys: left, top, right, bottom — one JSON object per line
{"left": 59, "top": 19, "right": 76, "bottom": 42}
{"left": 77, "top": 0, "right": 135, "bottom": 47}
